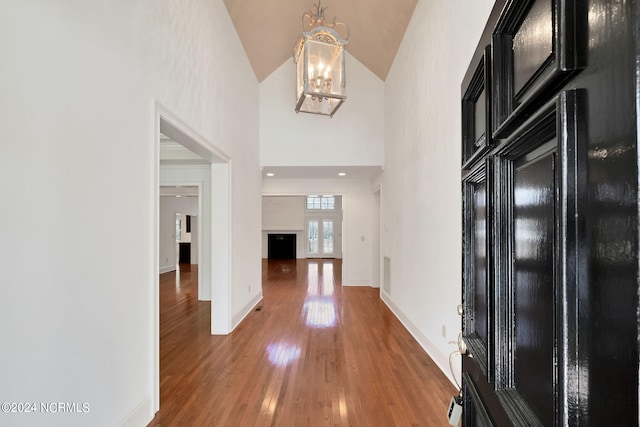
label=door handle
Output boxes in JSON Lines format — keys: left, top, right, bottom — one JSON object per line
{"left": 455, "top": 305, "right": 468, "bottom": 354}
{"left": 457, "top": 332, "right": 467, "bottom": 355}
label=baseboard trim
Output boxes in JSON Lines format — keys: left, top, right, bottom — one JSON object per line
{"left": 117, "top": 396, "right": 153, "bottom": 427}
{"left": 380, "top": 292, "right": 457, "bottom": 388}
{"left": 342, "top": 279, "right": 371, "bottom": 286}
{"left": 231, "top": 292, "right": 264, "bottom": 331}
{"left": 159, "top": 265, "right": 176, "bottom": 274}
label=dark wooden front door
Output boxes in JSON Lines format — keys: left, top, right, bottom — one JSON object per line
{"left": 460, "top": 0, "right": 638, "bottom": 425}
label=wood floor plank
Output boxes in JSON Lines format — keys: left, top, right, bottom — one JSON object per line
{"left": 148, "top": 260, "right": 457, "bottom": 426}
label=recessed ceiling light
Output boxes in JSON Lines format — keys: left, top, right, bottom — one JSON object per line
{"left": 266, "top": 173, "right": 275, "bottom": 177}
{"left": 338, "top": 172, "right": 346, "bottom": 176}
{"left": 175, "top": 195, "right": 182, "bottom": 198}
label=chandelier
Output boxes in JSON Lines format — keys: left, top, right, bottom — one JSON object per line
{"left": 293, "top": 2, "right": 349, "bottom": 117}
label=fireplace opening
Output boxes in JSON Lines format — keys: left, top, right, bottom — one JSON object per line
{"left": 268, "top": 234, "right": 296, "bottom": 259}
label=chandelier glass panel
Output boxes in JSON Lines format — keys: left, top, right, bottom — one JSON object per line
{"left": 293, "top": 2, "right": 349, "bottom": 117}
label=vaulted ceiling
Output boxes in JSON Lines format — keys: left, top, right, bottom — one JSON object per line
{"left": 223, "top": 0, "right": 418, "bottom": 82}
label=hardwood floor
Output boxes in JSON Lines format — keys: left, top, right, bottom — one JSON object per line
{"left": 148, "top": 259, "right": 457, "bottom": 426}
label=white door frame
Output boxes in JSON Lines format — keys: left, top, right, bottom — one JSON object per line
{"left": 152, "top": 102, "right": 232, "bottom": 414}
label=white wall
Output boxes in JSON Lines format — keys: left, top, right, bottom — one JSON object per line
{"left": 262, "top": 196, "right": 305, "bottom": 230}
{"left": 260, "top": 53, "right": 385, "bottom": 168}
{"left": 263, "top": 179, "right": 374, "bottom": 286}
{"left": 0, "top": 1, "right": 260, "bottom": 426}
{"left": 381, "top": 0, "right": 495, "bottom": 385}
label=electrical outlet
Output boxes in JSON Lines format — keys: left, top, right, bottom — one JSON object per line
{"left": 442, "top": 324, "right": 446, "bottom": 339}
{"left": 248, "top": 285, "right": 251, "bottom": 294}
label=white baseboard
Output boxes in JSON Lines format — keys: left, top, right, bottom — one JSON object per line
{"left": 342, "top": 279, "right": 371, "bottom": 286}
{"left": 117, "top": 396, "right": 153, "bottom": 427}
{"left": 159, "top": 265, "right": 176, "bottom": 274}
{"left": 231, "top": 292, "right": 264, "bottom": 331}
{"left": 380, "top": 292, "right": 457, "bottom": 388}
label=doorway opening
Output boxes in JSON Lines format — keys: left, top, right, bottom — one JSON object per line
{"left": 153, "top": 104, "right": 232, "bottom": 414}
{"left": 306, "top": 218, "right": 336, "bottom": 258}
{"left": 175, "top": 212, "right": 197, "bottom": 266}
{"left": 305, "top": 194, "right": 342, "bottom": 259}
{"left": 159, "top": 185, "right": 200, "bottom": 275}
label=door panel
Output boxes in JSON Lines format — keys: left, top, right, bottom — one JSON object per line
{"left": 473, "top": 184, "right": 488, "bottom": 345}
{"left": 492, "top": 97, "right": 568, "bottom": 426}
{"left": 308, "top": 220, "right": 319, "bottom": 256}
{"left": 463, "top": 160, "right": 492, "bottom": 378}
{"left": 322, "top": 220, "right": 334, "bottom": 256}
{"left": 463, "top": 373, "right": 496, "bottom": 426}
{"left": 512, "top": 145, "right": 556, "bottom": 426}
{"left": 307, "top": 218, "right": 336, "bottom": 258}
{"left": 491, "top": 0, "right": 584, "bottom": 137}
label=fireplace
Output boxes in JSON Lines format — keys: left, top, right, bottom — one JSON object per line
{"left": 268, "top": 234, "right": 296, "bottom": 259}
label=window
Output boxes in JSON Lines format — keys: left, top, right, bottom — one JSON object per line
{"left": 307, "top": 195, "right": 335, "bottom": 210}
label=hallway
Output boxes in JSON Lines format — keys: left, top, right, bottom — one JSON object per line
{"left": 149, "top": 260, "right": 456, "bottom": 426}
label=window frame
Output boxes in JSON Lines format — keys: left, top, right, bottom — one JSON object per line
{"left": 306, "top": 195, "right": 336, "bottom": 211}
